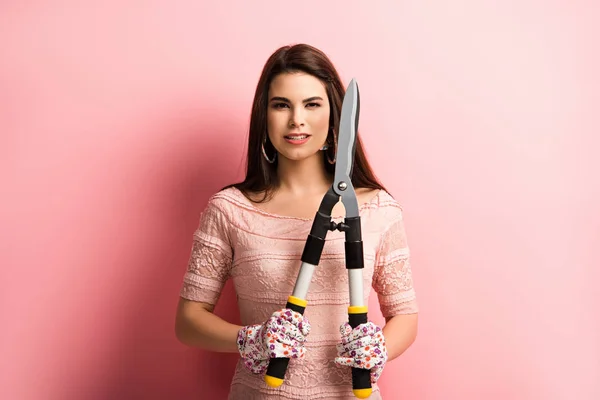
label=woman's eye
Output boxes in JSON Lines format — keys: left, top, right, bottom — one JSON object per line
{"left": 272, "top": 102, "right": 320, "bottom": 109}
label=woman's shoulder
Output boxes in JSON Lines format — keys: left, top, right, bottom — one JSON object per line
{"left": 204, "top": 186, "right": 249, "bottom": 213}
{"left": 359, "top": 188, "right": 406, "bottom": 227}
{"left": 203, "top": 185, "right": 283, "bottom": 220}
{"left": 358, "top": 187, "right": 402, "bottom": 210}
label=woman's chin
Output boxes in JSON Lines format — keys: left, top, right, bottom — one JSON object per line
{"left": 280, "top": 150, "right": 323, "bottom": 163}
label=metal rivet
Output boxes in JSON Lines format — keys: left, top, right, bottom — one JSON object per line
{"left": 338, "top": 182, "right": 347, "bottom": 191}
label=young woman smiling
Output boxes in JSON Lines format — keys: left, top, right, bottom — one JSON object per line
{"left": 175, "top": 43, "right": 419, "bottom": 400}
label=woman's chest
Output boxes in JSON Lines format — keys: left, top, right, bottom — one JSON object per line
{"left": 228, "top": 226, "right": 380, "bottom": 300}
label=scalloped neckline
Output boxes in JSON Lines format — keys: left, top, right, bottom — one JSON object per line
{"left": 229, "top": 187, "right": 383, "bottom": 222}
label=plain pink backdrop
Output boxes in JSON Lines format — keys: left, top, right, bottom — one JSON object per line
{"left": 1, "top": 1, "right": 598, "bottom": 399}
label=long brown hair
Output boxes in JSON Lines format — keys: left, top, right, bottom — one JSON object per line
{"left": 222, "top": 43, "right": 386, "bottom": 202}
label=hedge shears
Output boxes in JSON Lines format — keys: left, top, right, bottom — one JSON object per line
{"left": 264, "top": 78, "right": 373, "bottom": 399}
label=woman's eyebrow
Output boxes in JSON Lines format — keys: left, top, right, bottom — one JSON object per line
{"left": 269, "top": 96, "right": 324, "bottom": 103}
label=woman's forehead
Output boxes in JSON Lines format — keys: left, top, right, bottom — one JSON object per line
{"left": 269, "top": 72, "right": 327, "bottom": 98}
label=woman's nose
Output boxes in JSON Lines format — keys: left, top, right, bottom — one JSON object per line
{"left": 289, "top": 109, "right": 306, "bottom": 127}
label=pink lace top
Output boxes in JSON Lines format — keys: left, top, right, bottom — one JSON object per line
{"left": 179, "top": 187, "right": 418, "bottom": 399}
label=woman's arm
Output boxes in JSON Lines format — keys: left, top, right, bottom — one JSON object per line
{"left": 382, "top": 313, "right": 418, "bottom": 361}
{"left": 175, "top": 297, "right": 242, "bottom": 353}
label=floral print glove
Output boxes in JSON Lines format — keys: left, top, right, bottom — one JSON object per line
{"left": 236, "top": 308, "right": 311, "bottom": 374}
{"left": 334, "top": 321, "right": 388, "bottom": 384}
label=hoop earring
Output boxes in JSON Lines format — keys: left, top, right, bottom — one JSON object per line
{"left": 326, "top": 129, "right": 336, "bottom": 165}
{"left": 326, "top": 142, "right": 336, "bottom": 164}
{"left": 262, "top": 137, "right": 276, "bottom": 164}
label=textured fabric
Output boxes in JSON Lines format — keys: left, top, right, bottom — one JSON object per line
{"left": 180, "top": 187, "right": 418, "bottom": 400}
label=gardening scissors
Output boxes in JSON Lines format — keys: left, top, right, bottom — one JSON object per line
{"left": 264, "top": 78, "right": 373, "bottom": 399}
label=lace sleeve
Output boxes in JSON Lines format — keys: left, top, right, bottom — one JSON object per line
{"left": 372, "top": 212, "right": 418, "bottom": 318}
{"left": 179, "top": 197, "right": 233, "bottom": 305}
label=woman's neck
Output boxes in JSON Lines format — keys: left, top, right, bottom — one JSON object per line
{"left": 275, "top": 153, "right": 332, "bottom": 196}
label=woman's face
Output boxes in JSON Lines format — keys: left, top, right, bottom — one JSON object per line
{"left": 266, "top": 72, "right": 330, "bottom": 162}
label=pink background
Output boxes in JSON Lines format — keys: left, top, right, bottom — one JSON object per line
{"left": 2, "top": 1, "right": 599, "bottom": 399}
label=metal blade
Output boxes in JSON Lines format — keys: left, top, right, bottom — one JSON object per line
{"left": 334, "top": 78, "right": 359, "bottom": 182}
{"left": 333, "top": 78, "right": 360, "bottom": 216}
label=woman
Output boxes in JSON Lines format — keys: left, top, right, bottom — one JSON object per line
{"left": 175, "top": 43, "right": 418, "bottom": 399}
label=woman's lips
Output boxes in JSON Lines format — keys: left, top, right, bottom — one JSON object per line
{"left": 284, "top": 134, "right": 311, "bottom": 145}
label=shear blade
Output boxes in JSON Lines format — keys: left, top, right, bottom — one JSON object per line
{"left": 335, "top": 78, "right": 360, "bottom": 182}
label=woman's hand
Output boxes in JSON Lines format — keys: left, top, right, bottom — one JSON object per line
{"left": 334, "top": 321, "right": 388, "bottom": 384}
{"left": 237, "top": 308, "right": 311, "bottom": 374}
